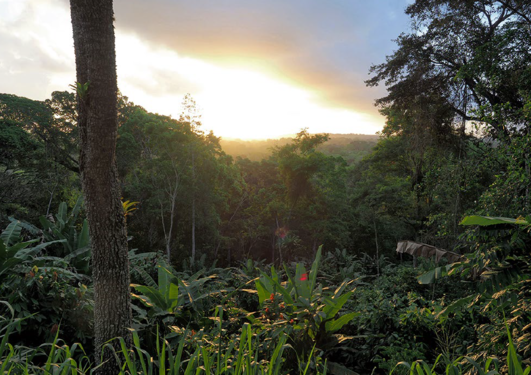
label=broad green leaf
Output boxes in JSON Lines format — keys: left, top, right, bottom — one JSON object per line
{"left": 0, "top": 258, "right": 24, "bottom": 278}
{"left": 323, "top": 292, "right": 352, "bottom": 319}
{"left": 70, "top": 196, "right": 83, "bottom": 219}
{"left": 332, "top": 279, "right": 353, "bottom": 300}
{"left": 19, "top": 239, "right": 66, "bottom": 258}
{"left": 325, "top": 312, "right": 359, "bottom": 332}
{"left": 506, "top": 323, "right": 525, "bottom": 375}
{"left": 168, "top": 282, "right": 179, "bottom": 310}
{"left": 255, "top": 279, "right": 269, "bottom": 305}
{"left": 57, "top": 202, "right": 67, "bottom": 225}
{"left": 7, "top": 239, "right": 37, "bottom": 255}
{"left": 158, "top": 265, "right": 171, "bottom": 296}
{"left": 460, "top": 215, "right": 529, "bottom": 226}
{"left": 418, "top": 264, "right": 452, "bottom": 284}
{"left": 0, "top": 239, "right": 6, "bottom": 262}
{"left": 294, "top": 263, "right": 310, "bottom": 299}
{"left": 1, "top": 221, "right": 22, "bottom": 246}
{"left": 77, "top": 220, "right": 90, "bottom": 249}
{"left": 131, "top": 285, "right": 168, "bottom": 311}
{"left": 309, "top": 246, "right": 322, "bottom": 295}
{"left": 9, "top": 218, "right": 40, "bottom": 236}
{"left": 267, "top": 274, "right": 294, "bottom": 305}
{"left": 434, "top": 294, "right": 477, "bottom": 320}
{"left": 39, "top": 216, "right": 51, "bottom": 231}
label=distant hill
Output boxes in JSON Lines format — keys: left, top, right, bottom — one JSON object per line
{"left": 220, "top": 133, "right": 379, "bottom": 163}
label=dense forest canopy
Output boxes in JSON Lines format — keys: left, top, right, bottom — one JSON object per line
{"left": 0, "top": 0, "right": 530, "bottom": 373}
{"left": 220, "top": 134, "right": 378, "bottom": 163}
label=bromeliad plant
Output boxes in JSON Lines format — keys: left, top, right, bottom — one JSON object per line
{"left": 131, "top": 260, "right": 222, "bottom": 340}
{"left": 254, "top": 246, "right": 359, "bottom": 358}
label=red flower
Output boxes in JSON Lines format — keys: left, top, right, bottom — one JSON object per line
{"left": 290, "top": 319, "right": 294, "bottom": 324}
{"left": 275, "top": 227, "right": 288, "bottom": 239}
{"left": 300, "top": 273, "right": 308, "bottom": 281}
{"left": 270, "top": 293, "right": 275, "bottom": 301}
{"left": 266, "top": 307, "right": 270, "bottom": 313}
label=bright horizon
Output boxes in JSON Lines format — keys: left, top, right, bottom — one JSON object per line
{"left": 116, "top": 33, "right": 383, "bottom": 140}
{"left": 0, "top": 0, "right": 412, "bottom": 140}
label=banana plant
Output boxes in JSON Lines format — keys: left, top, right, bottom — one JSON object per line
{"left": 12, "top": 198, "right": 91, "bottom": 274}
{"left": 0, "top": 221, "right": 65, "bottom": 283}
{"left": 38, "top": 199, "right": 90, "bottom": 255}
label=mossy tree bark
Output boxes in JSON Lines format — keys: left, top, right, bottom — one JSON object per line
{"left": 69, "top": 1, "right": 132, "bottom": 373}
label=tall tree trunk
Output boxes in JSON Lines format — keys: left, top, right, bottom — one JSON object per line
{"left": 69, "top": 1, "right": 131, "bottom": 373}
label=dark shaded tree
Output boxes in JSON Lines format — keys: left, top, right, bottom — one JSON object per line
{"left": 367, "top": 0, "right": 531, "bottom": 140}
{"left": 69, "top": 0, "right": 131, "bottom": 373}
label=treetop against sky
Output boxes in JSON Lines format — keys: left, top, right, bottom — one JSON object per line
{"left": 0, "top": 0, "right": 412, "bottom": 139}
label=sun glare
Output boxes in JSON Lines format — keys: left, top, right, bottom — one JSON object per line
{"left": 116, "top": 33, "right": 381, "bottom": 140}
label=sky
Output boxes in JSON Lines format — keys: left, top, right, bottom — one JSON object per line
{"left": 0, "top": 0, "right": 412, "bottom": 139}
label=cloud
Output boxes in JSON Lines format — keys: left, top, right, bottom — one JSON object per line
{"left": 1, "top": 0, "right": 412, "bottom": 136}
{"left": 114, "top": 0, "right": 411, "bottom": 115}
{"left": 0, "top": 0, "right": 74, "bottom": 98}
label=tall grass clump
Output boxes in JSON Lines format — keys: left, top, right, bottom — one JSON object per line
{"left": 390, "top": 325, "right": 530, "bottom": 375}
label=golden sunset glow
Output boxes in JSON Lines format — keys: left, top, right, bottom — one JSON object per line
{"left": 115, "top": 33, "right": 382, "bottom": 139}
{"left": 1, "top": 0, "right": 403, "bottom": 140}
{"left": 117, "top": 33, "right": 381, "bottom": 139}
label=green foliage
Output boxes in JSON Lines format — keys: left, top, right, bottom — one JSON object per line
{"left": 132, "top": 265, "right": 180, "bottom": 314}
{"left": 2, "top": 12, "right": 531, "bottom": 368}
{"left": 0, "top": 92, "right": 80, "bottom": 227}
{"left": 130, "top": 258, "right": 226, "bottom": 342}
{"left": 117, "top": 106, "right": 240, "bottom": 263}
{"left": 0, "top": 303, "right": 92, "bottom": 373}
{"left": 254, "top": 248, "right": 358, "bottom": 362}
{"left": 0, "top": 221, "right": 65, "bottom": 283}
{"left": 107, "top": 324, "right": 314, "bottom": 375}
{"left": 460, "top": 216, "right": 530, "bottom": 227}
{"left": 220, "top": 134, "right": 378, "bottom": 164}
{"left": 391, "top": 325, "right": 531, "bottom": 375}
{"left": 0, "top": 220, "right": 93, "bottom": 347}
{"left": 70, "top": 81, "right": 90, "bottom": 101}
{"left": 0, "top": 300, "right": 326, "bottom": 374}
{"left": 7, "top": 198, "right": 91, "bottom": 275}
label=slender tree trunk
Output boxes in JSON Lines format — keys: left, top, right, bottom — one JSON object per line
{"left": 191, "top": 149, "right": 196, "bottom": 261}
{"left": 214, "top": 194, "right": 245, "bottom": 259}
{"left": 69, "top": 1, "right": 131, "bottom": 373}
{"left": 373, "top": 217, "right": 380, "bottom": 277}
{"left": 526, "top": 148, "right": 530, "bottom": 212}
{"left": 160, "top": 167, "right": 179, "bottom": 262}
{"left": 271, "top": 235, "right": 275, "bottom": 264}
{"left": 275, "top": 217, "right": 283, "bottom": 265}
